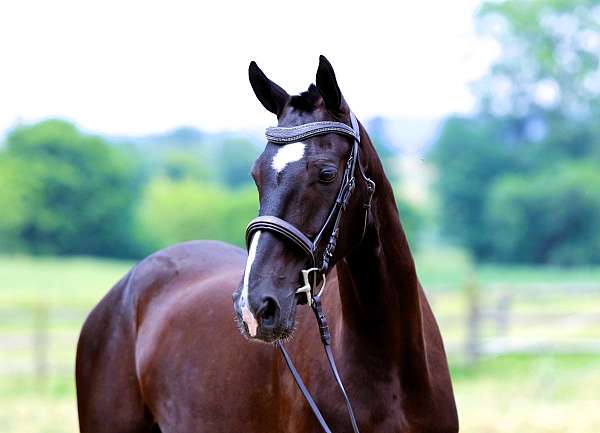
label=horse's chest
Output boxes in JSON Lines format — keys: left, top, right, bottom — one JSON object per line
{"left": 281, "top": 375, "right": 407, "bottom": 433}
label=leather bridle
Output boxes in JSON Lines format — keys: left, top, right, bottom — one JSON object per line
{"left": 245, "top": 113, "right": 375, "bottom": 433}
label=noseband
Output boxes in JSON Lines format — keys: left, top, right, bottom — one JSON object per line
{"left": 244, "top": 113, "right": 375, "bottom": 433}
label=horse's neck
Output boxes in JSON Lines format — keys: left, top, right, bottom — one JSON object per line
{"left": 336, "top": 134, "right": 430, "bottom": 388}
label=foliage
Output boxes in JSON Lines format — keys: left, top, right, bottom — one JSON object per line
{"left": 476, "top": 0, "right": 600, "bottom": 116}
{"left": 137, "top": 178, "right": 257, "bottom": 252}
{"left": 216, "top": 138, "right": 260, "bottom": 188}
{"left": 430, "top": 0, "right": 600, "bottom": 265}
{"left": 0, "top": 120, "right": 142, "bottom": 257}
{"left": 0, "top": 156, "right": 33, "bottom": 251}
{"left": 390, "top": 187, "right": 425, "bottom": 249}
{"left": 431, "top": 115, "right": 519, "bottom": 259}
{"left": 487, "top": 162, "right": 600, "bottom": 265}
{"left": 368, "top": 116, "right": 399, "bottom": 182}
{"left": 0, "top": 118, "right": 424, "bottom": 259}
{"left": 162, "top": 150, "right": 212, "bottom": 182}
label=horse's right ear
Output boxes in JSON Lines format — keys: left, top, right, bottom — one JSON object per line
{"left": 316, "top": 55, "right": 342, "bottom": 113}
{"left": 248, "top": 61, "right": 289, "bottom": 117}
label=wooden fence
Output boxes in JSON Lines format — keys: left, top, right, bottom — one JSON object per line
{"left": 454, "top": 282, "right": 600, "bottom": 362}
{"left": 0, "top": 305, "right": 88, "bottom": 383}
{"left": 1, "top": 282, "right": 600, "bottom": 382}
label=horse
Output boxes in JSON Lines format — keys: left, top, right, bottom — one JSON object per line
{"left": 76, "top": 55, "right": 458, "bottom": 433}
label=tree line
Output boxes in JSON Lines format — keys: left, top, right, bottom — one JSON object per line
{"left": 431, "top": 0, "right": 600, "bottom": 265}
{"left": 0, "top": 119, "right": 422, "bottom": 260}
{"left": 0, "top": 120, "right": 261, "bottom": 258}
{"left": 1, "top": 0, "right": 597, "bottom": 265}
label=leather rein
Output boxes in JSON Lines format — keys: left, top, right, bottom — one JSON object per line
{"left": 245, "top": 113, "right": 375, "bottom": 433}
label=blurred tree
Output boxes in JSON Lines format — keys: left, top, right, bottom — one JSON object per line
{"left": 431, "top": 0, "right": 600, "bottom": 264}
{"left": 368, "top": 118, "right": 426, "bottom": 248}
{"left": 1, "top": 119, "right": 142, "bottom": 257}
{"left": 476, "top": 0, "right": 600, "bottom": 117}
{"left": 165, "top": 126, "right": 204, "bottom": 143}
{"left": 487, "top": 162, "right": 600, "bottom": 265}
{"left": 395, "top": 192, "right": 424, "bottom": 250}
{"left": 0, "top": 155, "right": 35, "bottom": 251}
{"left": 367, "top": 116, "right": 399, "bottom": 182}
{"left": 137, "top": 178, "right": 257, "bottom": 252}
{"left": 163, "top": 150, "right": 211, "bottom": 181}
{"left": 217, "top": 138, "right": 259, "bottom": 188}
{"left": 431, "top": 116, "right": 520, "bottom": 259}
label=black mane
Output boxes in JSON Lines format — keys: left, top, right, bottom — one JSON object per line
{"left": 289, "top": 84, "right": 321, "bottom": 112}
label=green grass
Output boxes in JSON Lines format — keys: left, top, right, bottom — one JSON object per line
{"left": 451, "top": 354, "right": 599, "bottom": 397}
{"left": 0, "top": 255, "right": 134, "bottom": 307}
{"left": 1, "top": 248, "right": 599, "bottom": 308}
{"left": 477, "top": 265, "right": 600, "bottom": 285}
{"left": 451, "top": 354, "right": 600, "bottom": 433}
{"left": 0, "top": 355, "right": 598, "bottom": 433}
{"left": 1, "top": 253, "right": 600, "bottom": 432}
{"left": 415, "top": 246, "right": 600, "bottom": 289}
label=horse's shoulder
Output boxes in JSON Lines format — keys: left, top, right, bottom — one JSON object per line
{"left": 120, "top": 240, "right": 244, "bottom": 300}
{"left": 149, "top": 240, "right": 246, "bottom": 264}
{"left": 141, "top": 240, "right": 244, "bottom": 274}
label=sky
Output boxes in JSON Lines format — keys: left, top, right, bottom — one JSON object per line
{"left": 0, "top": 0, "right": 498, "bottom": 137}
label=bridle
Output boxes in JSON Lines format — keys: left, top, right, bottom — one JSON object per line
{"left": 246, "top": 113, "right": 375, "bottom": 293}
{"left": 245, "top": 112, "right": 375, "bottom": 433}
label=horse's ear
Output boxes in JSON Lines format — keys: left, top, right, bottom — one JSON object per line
{"left": 249, "top": 61, "right": 289, "bottom": 117}
{"left": 316, "top": 55, "right": 342, "bottom": 113}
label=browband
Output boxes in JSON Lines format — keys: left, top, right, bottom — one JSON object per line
{"left": 266, "top": 121, "right": 358, "bottom": 144}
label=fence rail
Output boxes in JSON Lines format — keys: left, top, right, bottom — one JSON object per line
{"left": 457, "top": 282, "right": 600, "bottom": 362}
{"left": 1, "top": 282, "right": 600, "bottom": 381}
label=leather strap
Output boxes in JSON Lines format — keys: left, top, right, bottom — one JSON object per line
{"left": 278, "top": 296, "right": 361, "bottom": 433}
{"left": 246, "top": 215, "right": 316, "bottom": 262}
{"left": 312, "top": 296, "right": 360, "bottom": 433}
{"left": 277, "top": 342, "right": 333, "bottom": 433}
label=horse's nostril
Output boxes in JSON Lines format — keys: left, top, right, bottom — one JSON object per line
{"left": 257, "top": 296, "right": 279, "bottom": 327}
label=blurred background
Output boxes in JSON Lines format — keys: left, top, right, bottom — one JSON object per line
{"left": 1, "top": 0, "right": 599, "bottom": 432}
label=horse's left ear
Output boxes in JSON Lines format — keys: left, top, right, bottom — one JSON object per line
{"left": 249, "top": 61, "right": 289, "bottom": 117}
{"left": 316, "top": 55, "right": 342, "bottom": 113}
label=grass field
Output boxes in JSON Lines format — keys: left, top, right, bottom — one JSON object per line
{"left": 0, "top": 255, "right": 133, "bottom": 307}
{"left": 1, "top": 355, "right": 598, "bottom": 433}
{"left": 3, "top": 248, "right": 600, "bottom": 305}
{"left": 1, "top": 252, "right": 599, "bottom": 433}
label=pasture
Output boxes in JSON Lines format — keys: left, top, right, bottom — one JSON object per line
{"left": 1, "top": 253, "right": 599, "bottom": 433}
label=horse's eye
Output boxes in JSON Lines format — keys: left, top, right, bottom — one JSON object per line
{"left": 319, "top": 168, "right": 337, "bottom": 183}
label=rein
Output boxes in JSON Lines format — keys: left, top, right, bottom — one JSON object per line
{"left": 245, "top": 113, "right": 375, "bottom": 433}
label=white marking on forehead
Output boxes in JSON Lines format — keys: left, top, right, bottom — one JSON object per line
{"left": 240, "top": 230, "right": 261, "bottom": 337}
{"left": 271, "top": 142, "right": 305, "bottom": 173}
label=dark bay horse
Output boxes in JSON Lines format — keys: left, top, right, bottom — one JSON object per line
{"left": 76, "top": 56, "right": 458, "bottom": 433}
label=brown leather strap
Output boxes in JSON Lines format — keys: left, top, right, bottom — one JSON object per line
{"left": 277, "top": 342, "right": 333, "bottom": 433}
{"left": 312, "top": 296, "right": 361, "bottom": 433}
{"left": 278, "top": 296, "right": 361, "bottom": 433}
{"left": 246, "top": 215, "right": 316, "bottom": 262}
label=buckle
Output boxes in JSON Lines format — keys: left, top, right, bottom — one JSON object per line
{"left": 296, "top": 268, "right": 327, "bottom": 306}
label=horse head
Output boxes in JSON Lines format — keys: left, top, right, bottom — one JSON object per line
{"left": 233, "top": 56, "right": 375, "bottom": 343}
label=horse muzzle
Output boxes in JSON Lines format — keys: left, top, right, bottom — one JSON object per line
{"left": 233, "top": 286, "right": 297, "bottom": 343}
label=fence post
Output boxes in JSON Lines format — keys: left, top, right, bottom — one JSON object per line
{"left": 465, "top": 279, "right": 481, "bottom": 363}
{"left": 33, "top": 303, "right": 49, "bottom": 388}
{"left": 496, "top": 293, "right": 512, "bottom": 337}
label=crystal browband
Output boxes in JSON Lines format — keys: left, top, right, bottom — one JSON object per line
{"left": 265, "top": 121, "right": 359, "bottom": 144}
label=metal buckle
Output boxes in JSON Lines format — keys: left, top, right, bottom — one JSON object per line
{"left": 296, "top": 267, "right": 326, "bottom": 306}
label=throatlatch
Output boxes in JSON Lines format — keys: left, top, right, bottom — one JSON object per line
{"left": 245, "top": 112, "right": 375, "bottom": 433}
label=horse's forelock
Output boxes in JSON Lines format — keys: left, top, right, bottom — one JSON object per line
{"left": 288, "top": 84, "right": 322, "bottom": 112}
